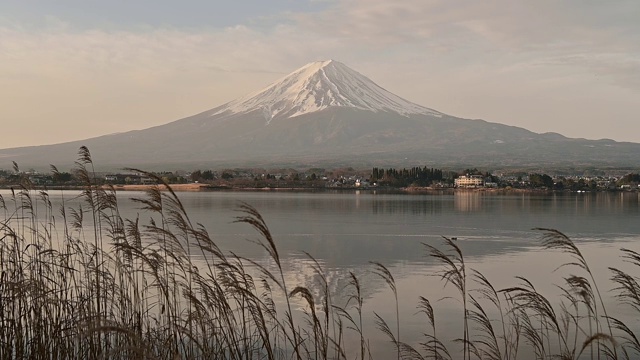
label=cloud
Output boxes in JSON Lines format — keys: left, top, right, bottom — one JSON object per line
{"left": 0, "top": 0, "right": 638, "bottom": 148}
{"left": 294, "top": 1, "right": 640, "bottom": 81}
{"left": 565, "top": 54, "right": 640, "bottom": 91}
{"left": 295, "top": 1, "right": 639, "bottom": 50}
{"left": 2, "top": 1, "right": 638, "bottom": 89}
{"left": 0, "top": 19, "right": 362, "bottom": 148}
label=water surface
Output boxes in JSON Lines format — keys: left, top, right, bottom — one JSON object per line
{"left": 3, "top": 189, "right": 638, "bottom": 357}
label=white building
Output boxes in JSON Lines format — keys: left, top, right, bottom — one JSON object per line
{"left": 455, "top": 175, "right": 484, "bottom": 187}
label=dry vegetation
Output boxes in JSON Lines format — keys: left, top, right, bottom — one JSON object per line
{"left": 1, "top": 146, "right": 640, "bottom": 359}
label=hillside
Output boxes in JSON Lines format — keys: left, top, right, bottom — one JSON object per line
{"left": 1, "top": 60, "right": 638, "bottom": 171}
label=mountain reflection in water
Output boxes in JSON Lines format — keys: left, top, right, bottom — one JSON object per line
{"left": 4, "top": 189, "right": 638, "bottom": 358}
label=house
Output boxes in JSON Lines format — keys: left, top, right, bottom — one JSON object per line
{"left": 454, "top": 175, "right": 484, "bottom": 188}
{"left": 140, "top": 176, "right": 155, "bottom": 185}
{"left": 105, "top": 173, "right": 156, "bottom": 185}
{"left": 29, "top": 174, "right": 52, "bottom": 185}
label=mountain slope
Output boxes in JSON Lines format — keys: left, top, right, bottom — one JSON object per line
{"left": 1, "top": 60, "right": 639, "bottom": 170}
{"left": 211, "top": 60, "right": 442, "bottom": 120}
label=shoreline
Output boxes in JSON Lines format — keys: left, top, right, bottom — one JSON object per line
{"left": 111, "top": 184, "right": 607, "bottom": 195}
{"left": 1, "top": 184, "right": 634, "bottom": 194}
{"left": 109, "top": 183, "right": 211, "bottom": 192}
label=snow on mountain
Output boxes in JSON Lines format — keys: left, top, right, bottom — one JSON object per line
{"left": 212, "top": 60, "right": 442, "bottom": 121}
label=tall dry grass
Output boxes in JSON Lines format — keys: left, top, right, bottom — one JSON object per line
{"left": 0, "top": 146, "right": 639, "bottom": 359}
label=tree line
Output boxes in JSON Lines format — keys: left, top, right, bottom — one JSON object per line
{"left": 371, "top": 166, "right": 444, "bottom": 187}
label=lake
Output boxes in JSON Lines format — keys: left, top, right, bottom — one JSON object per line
{"left": 2, "top": 188, "right": 639, "bottom": 358}
{"left": 152, "top": 190, "right": 640, "bottom": 357}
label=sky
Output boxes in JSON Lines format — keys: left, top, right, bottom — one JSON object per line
{"left": 1, "top": 0, "right": 639, "bottom": 148}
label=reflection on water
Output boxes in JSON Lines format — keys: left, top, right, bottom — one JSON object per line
{"left": 454, "top": 191, "right": 481, "bottom": 212}
{"left": 2, "top": 189, "right": 639, "bottom": 357}
{"left": 5, "top": 189, "right": 639, "bottom": 283}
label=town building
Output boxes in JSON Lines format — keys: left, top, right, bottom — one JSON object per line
{"left": 454, "top": 175, "right": 484, "bottom": 188}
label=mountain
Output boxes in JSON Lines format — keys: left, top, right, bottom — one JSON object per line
{"left": 214, "top": 60, "right": 442, "bottom": 119}
{"left": 1, "top": 60, "right": 639, "bottom": 171}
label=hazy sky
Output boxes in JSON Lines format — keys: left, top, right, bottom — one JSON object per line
{"left": 1, "top": 0, "right": 639, "bottom": 148}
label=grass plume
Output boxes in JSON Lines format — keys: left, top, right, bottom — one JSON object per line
{"left": 0, "top": 148, "right": 639, "bottom": 359}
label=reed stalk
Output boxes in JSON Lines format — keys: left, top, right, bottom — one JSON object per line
{"left": 0, "top": 147, "right": 639, "bottom": 359}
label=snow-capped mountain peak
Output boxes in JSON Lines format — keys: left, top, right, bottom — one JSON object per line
{"left": 212, "top": 60, "right": 442, "bottom": 120}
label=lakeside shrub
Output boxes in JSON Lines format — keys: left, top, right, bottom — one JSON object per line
{"left": 0, "top": 147, "right": 639, "bottom": 359}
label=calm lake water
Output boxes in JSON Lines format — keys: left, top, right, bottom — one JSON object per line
{"left": 3, "top": 189, "right": 639, "bottom": 357}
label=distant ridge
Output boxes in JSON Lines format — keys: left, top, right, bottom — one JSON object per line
{"left": 0, "top": 60, "right": 639, "bottom": 170}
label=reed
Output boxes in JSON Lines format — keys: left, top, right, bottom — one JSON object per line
{"left": 0, "top": 147, "right": 639, "bottom": 359}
